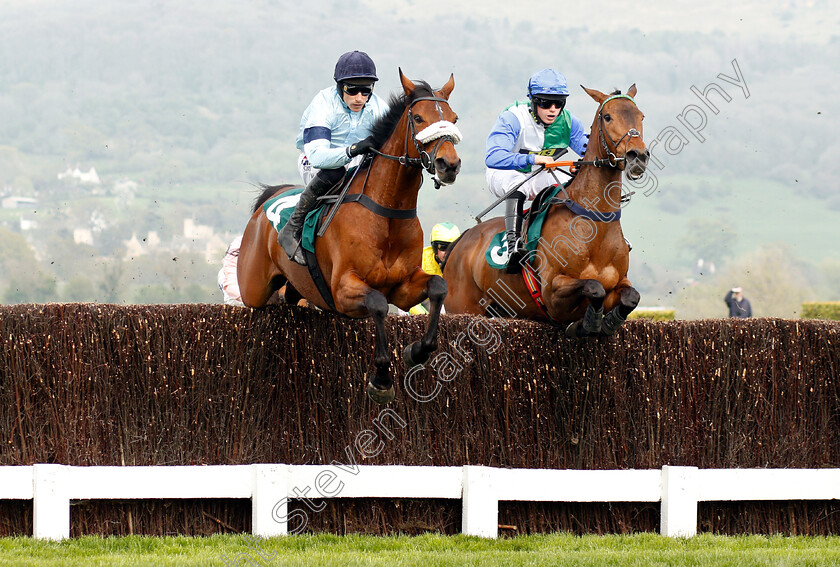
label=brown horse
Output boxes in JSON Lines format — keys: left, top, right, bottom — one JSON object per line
{"left": 238, "top": 71, "right": 461, "bottom": 403}
{"left": 443, "top": 85, "right": 649, "bottom": 336}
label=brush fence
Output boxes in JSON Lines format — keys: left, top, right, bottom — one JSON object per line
{"left": 1, "top": 304, "right": 838, "bottom": 536}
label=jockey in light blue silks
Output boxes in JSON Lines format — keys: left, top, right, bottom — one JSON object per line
{"left": 279, "top": 50, "right": 390, "bottom": 265}
{"left": 485, "top": 68, "right": 589, "bottom": 273}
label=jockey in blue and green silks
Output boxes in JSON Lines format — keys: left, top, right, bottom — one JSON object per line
{"left": 485, "top": 68, "right": 589, "bottom": 273}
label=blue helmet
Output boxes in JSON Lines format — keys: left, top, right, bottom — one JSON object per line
{"left": 333, "top": 51, "right": 378, "bottom": 83}
{"left": 527, "top": 68, "right": 570, "bottom": 99}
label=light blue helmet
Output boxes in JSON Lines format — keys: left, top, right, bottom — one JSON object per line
{"left": 527, "top": 68, "right": 570, "bottom": 99}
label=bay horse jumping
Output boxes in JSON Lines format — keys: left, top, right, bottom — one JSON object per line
{"left": 443, "top": 85, "right": 649, "bottom": 336}
{"left": 237, "top": 71, "right": 461, "bottom": 403}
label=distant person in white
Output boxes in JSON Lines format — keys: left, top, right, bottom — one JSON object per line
{"left": 724, "top": 286, "right": 752, "bottom": 318}
{"left": 218, "top": 235, "right": 244, "bottom": 307}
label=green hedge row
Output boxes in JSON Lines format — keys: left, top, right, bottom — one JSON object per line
{"left": 801, "top": 302, "right": 840, "bottom": 320}
{"left": 627, "top": 308, "right": 675, "bottom": 321}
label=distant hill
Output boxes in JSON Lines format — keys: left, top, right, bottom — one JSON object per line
{"left": 0, "top": 0, "right": 838, "bottom": 304}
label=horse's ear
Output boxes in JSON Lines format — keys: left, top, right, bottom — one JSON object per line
{"left": 581, "top": 85, "right": 608, "bottom": 104}
{"left": 399, "top": 68, "right": 416, "bottom": 96}
{"left": 627, "top": 83, "right": 637, "bottom": 98}
{"left": 439, "top": 74, "right": 455, "bottom": 99}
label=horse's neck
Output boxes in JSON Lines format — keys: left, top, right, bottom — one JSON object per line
{"left": 361, "top": 119, "right": 423, "bottom": 210}
{"left": 565, "top": 131, "right": 623, "bottom": 213}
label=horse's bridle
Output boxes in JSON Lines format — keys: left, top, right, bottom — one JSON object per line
{"left": 595, "top": 94, "right": 642, "bottom": 168}
{"left": 371, "top": 95, "right": 461, "bottom": 189}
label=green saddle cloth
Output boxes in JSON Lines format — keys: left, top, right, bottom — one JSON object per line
{"left": 484, "top": 183, "right": 566, "bottom": 269}
{"left": 262, "top": 189, "right": 324, "bottom": 254}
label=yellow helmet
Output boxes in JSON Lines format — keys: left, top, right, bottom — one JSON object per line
{"left": 430, "top": 222, "right": 460, "bottom": 245}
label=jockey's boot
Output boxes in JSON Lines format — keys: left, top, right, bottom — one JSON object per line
{"left": 504, "top": 192, "right": 526, "bottom": 274}
{"left": 279, "top": 169, "right": 341, "bottom": 265}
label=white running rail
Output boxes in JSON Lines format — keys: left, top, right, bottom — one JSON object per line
{"left": 1, "top": 464, "right": 838, "bottom": 540}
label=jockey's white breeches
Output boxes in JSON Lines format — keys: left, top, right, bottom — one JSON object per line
{"left": 486, "top": 168, "right": 562, "bottom": 201}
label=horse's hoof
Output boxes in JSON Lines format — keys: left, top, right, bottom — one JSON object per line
{"left": 600, "top": 322, "right": 621, "bottom": 336}
{"left": 565, "top": 320, "right": 582, "bottom": 338}
{"left": 366, "top": 382, "right": 395, "bottom": 405}
{"left": 403, "top": 343, "right": 428, "bottom": 368}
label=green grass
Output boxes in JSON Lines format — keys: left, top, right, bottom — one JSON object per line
{"left": 1, "top": 533, "right": 840, "bottom": 566}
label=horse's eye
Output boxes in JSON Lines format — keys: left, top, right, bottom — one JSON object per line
{"left": 413, "top": 115, "right": 424, "bottom": 124}
{"left": 604, "top": 114, "right": 612, "bottom": 122}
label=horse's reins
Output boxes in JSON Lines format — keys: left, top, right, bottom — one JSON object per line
{"left": 370, "top": 95, "right": 461, "bottom": 190}
{"left": 544, "top": 93, "right": 641, "bottom": 174}
{"left": 316, "top": 95, "right": 461, "bottom": 235}
{"left": 519, "top": 94, "right": 642, "bottom": 323}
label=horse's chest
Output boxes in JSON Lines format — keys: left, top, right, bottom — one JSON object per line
{"left": 579, "top": 264, "right": 620, "bottom": 290}
{"left": 366, "top": 259, "right": 414, "bottom": 288}
{"left": 571, "top": 245, "right": 625, "bottom": 290}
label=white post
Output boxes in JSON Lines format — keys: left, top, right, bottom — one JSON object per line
{"left": 661, "top": 465, "right": 698, "bottom": 537}
{"left": 461, "top": 465, "right": 498, "bottom": 538}
{"left": 33, "top": 464, "right": 70, "bottom": 540}
{"left": 252, "top": 464, "right": 288, "bottom": 537}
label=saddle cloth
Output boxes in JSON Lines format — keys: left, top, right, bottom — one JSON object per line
{"left": 262, "top": 189, "right": 324, "bottom": 254}
{"left": 484, "top": 183, "right": 566, "bottom": 269}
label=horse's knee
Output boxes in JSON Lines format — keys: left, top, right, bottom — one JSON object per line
{"left": 427, "top": 275, "right": 447, "bottom": 301}
{"left": 621, "top": 287, "right": 641, "bottom": 309}
{"left": 618, "top": 287, "right": 641, "bottom": 317}
{"left": 582, "top": 280, "right": 606, "bottom": 301}
{"left": 364, "top": 290, "right": 389, "bottom": 320}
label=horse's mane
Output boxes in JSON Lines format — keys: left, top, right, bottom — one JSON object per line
{"left": 252, "top": 183, "right": 297, "bottom": 213}
{"left": 367, "top": 80, "right": 436, "bottom": 152}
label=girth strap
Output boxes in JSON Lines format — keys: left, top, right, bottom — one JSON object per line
{"left": 342, "top": 193, "right": 417, "bottom": 219}
{"left": 302, "top": 248, "right": 337, "bottom": 312}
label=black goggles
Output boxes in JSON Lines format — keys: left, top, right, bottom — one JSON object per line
{"left": 342, "top": 83, "right": 374, "bottom": 97}
{"left": 432, "top": 241, "right": 450, "bottom": 251}
{"left": 533, "top": 97, "right": 566, "bottom": 110}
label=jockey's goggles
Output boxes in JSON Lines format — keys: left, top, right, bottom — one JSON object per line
{"left": 342, "top": 83, "right": 374, "bottom": 97}
{"left": 432, "top": 241, "right": 451, "bottom": 251}
{"left": 533, "top": 96, "right": 566, "bottom": 110}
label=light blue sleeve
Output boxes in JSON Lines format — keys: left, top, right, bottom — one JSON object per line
{"left": 299, "top": 91, "right": 351, "bottom": 170}
{"left": 485, "top": 111, "right": 533, "bottom": 170}
{"left": 304, "top": 139, "right": 350, "bottom": 170}
{"left": 569, "top": 114, "right": 589, "bottom": 157}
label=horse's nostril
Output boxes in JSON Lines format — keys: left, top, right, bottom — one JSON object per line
{"left": 626, "top": 149, "right": 648, "bottom": 165}
{"left": 436, "top": 157, "right": 460, "bottom": 174}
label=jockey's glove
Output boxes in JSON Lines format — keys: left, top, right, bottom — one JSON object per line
{"left": 346, "top": 136, "right": 376, "bottom": 158}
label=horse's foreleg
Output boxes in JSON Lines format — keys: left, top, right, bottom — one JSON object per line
{"left": 547, "top": 275, "right": 606, "bottom": 338}
{"left": 394, "top": 272, "right": 447, "bottom": 367}
{"left": 364, "top": 290, "right": 395, "bottom": 404}
{"left": 334, "top": 274, "right": 394, "bottom": 404}
{"left": 601, "top": 283, "right": 640, "bottom": 336}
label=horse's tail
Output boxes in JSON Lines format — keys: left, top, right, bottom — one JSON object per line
{"left": 252, "top": 183, "right": 297, "bottom": 214}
